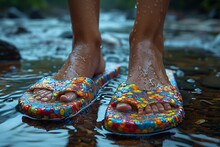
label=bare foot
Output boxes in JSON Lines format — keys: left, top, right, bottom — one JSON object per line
{"left": 116, "top": 37, "right": 172, "bottom": 113}
{"left": 33, "top": 41, "right": 105, "bottom": 102}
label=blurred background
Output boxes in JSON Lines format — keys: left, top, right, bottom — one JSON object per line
{"left": 0, "top": 0, "right": 220, "bottom": 18}
{"left": 0, "top": 1, "right": 220, "bottom": 147}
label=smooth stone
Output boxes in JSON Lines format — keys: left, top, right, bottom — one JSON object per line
{"left": 201, "top": 76, "right": 220, "bottom": 89}
{"left": 59, "top": 31, "right": 73, "bottom": 39}
{"left": 0, "top": 40, "right": 21, "bottom": 61}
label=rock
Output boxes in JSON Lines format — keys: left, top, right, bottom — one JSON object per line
{"left": 28, "top": 9, "right": 44, "bottom": 19}
{"left": 7, "top": 7, "right": 25, "bottom": 18}
{"left": 201, "top": 76, "right": 220, "bottom": 89}
{"left": 59, "top": 31, "right": 73, "bottom": 39}
{"left": 7, "top": 26, "right": 30, "bottom": 35}
{"left": 102, "top": 33, "right": 121, "bottom": 47}
{"left": 0, "top": 12, "right": 4, "bottom": 18}
{"left": 15, "top": 26, "right": 29, "bottom": 34}
{"left": 181, "top": 66, "right": 211, "bottom": 76}
{"left": 0, "top": 40, "right": 21, "bottom": 61}
{"left": 208, "top": 8, "right": 220, "bottom": 19}
{"left": 210, "top": 34, "right": 220, "bottom": 56}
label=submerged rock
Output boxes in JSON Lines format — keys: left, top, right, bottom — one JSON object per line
{"left": 59, "top": 31, "right": 73, "bottom": 39}
{"left": 201, "top": 76, "right": 220, "bottom": 89}
{"left": 6, "top": 7, "right": 25, "bottom": 18}
{"left": 0, "top": 40, "right": 21, "bottom": 61}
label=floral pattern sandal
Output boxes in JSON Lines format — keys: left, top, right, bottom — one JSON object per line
{"left": 104, "top": 69, "right": 184, "bottom": 135}
{"left": 18, "top": 64, "right": 120, "bottom": 120}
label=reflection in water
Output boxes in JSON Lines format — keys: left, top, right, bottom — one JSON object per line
{"left": 0, "top": 14, "right": 220, "bottom": 146}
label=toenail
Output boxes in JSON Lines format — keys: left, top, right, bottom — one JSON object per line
{"left": 116, "top": 103, "right": 132, "bottom": 112}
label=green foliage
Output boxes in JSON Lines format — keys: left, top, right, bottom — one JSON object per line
{"left": 0, "top": 0, "right": 219, "bottom": 13}
{"left": 0, "top": 0, "right": 46, "bottom": 10}
{"left": 169, "top": 0, "right": 220, "bottom": 12}
{"left": 101, "top": 0, "right": 135, "bottom": 11}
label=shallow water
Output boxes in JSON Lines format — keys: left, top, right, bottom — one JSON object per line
{"left": 1, "top": 12, "right": 220, "bottom": 146}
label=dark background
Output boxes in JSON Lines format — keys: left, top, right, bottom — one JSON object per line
{"left": 0, "top": 0, "right": 220, "bottom": 19}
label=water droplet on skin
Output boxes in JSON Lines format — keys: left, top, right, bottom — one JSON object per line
{"left": 138, "top": 66, "right": 142, "bottom": 70}
{"left": 154, "top": 4, "right": 157, "bottom": 7}
{"left": 150, "top": 10, "right": 153, "bottom": 14}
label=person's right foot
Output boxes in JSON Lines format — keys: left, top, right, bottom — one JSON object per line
{"left": 33, "top": 41, "right": 105, "bottom": 102}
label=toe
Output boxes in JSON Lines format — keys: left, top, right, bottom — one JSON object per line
{"left": 33, "top": 89, "right": 41, "bottom": 96}
{"left": 45, "top": 93, "right": 52, "bottom": 101}
{"left": 156, "top": 103, "right": 165, "bottom": 112}
{"left": 40, "top": 91, "right": 51, "bottom": 101}
{"left": 116, "top": 103, "right": 132, "bottom": 112}
{"left": 145, "top": 105, "right": 152, "bottom": 113}
{"left": 33, "top": 89, "right": 42, "bottom": 97}
{"left": 34, "top": 90, "right": 47, "bottom": 98}
{"left": 163, "top": 103, "right": 171, "bottom": 110}
{"left": 60, "top": 92, "right": 77, "bottom": 102}
{"left": 151, "top": 104, "right": 159, "bottom": 113}
{"left": 41, "top": 91, "right": 51, "bottom": 98}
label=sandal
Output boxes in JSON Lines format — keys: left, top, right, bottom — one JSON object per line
{"left": 104, "top": 69, "right": 184, "bottom": 135}
{"left": 18, "top": 64, "right": 120, "bottom": 120}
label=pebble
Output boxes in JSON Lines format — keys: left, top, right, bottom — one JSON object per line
{"left": 195, "top": 119, "right": 206, "bottom": 125}
{"left": 201, "top": 76, "right": 220, "bottom": 89}
{"left": 186, "top": 78, "right": 195, "bottom": 84}
{"left": 0, "top": 39, "right": 21, "bottom": 61}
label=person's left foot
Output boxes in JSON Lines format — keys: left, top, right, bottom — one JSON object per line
{"left": 116, "top": 38, "right": 172, "bottom": 113}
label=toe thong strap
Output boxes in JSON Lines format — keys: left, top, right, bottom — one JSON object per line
{"left": 28, "top": 76, "right": 97, "bottom": 100}
{"left": 111, "top": 83, "right": 183, "bottom": 110}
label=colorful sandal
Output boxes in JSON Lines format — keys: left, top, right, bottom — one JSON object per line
{"left": 18, "top": 64, "right": 120, "bottom": 120}
{"left": 104, "top": 69, "right": 184, "bottom": 135}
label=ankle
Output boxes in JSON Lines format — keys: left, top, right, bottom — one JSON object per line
{"left": 73, "top": 31, "right": 102, "bottom": 48}
{"left": 129, "top": 31, "right": 164, "bottom": 53}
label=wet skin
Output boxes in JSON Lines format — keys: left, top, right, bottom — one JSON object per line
{"left": 34, "top": 0, "right": 173, "bottom": 114}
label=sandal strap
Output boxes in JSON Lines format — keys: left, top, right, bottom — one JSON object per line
{"left": 111, "top": 83, "right": 183, "bottom": 109}
{"left": 28, "top": 76, "right": 97, "bottom": 100}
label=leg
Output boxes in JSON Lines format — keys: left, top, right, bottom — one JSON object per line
{"left": 34, "top": 0, "right": 105, "bottom": 102}
{"left": 116, "top": 0, "right": 172, "bottom": 113}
